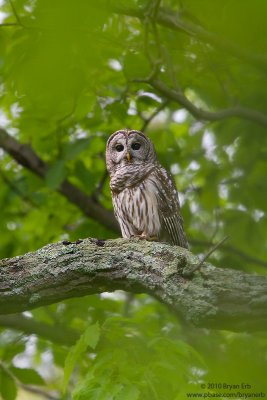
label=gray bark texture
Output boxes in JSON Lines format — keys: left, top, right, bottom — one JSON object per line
{"left": 0, "top": 238, "right": 266, "bottom": 332}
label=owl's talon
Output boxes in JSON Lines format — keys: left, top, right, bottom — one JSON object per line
{"left": 130, "top": 234, "right": 158, "bottom": 242}
{"left": 147, "top": 236, "right": 158, "bottom": 242}
{"left": 130, "top": 234, "right": 146, "bottom": 240}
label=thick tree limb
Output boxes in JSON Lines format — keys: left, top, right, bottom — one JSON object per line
{"left": 0, "top": 238, "right": 266, "bottom": 332}
{"left": 0, "top": 314, "right": 78, "bottom": 345}
{"left": 148, "top": 79, "right": 267, "bottom": 128}
{"left": 0, "top": 128, "right": 119, "bottom": 233}
{"left": 1, "top": 128, "right": 267, "bottom": 270}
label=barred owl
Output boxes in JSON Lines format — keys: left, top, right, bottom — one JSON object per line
{"left": 106, "top": 129, "right": 188, "bottom": 248}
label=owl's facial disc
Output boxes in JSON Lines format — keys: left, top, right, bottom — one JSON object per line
{"left": 126, "top": 134, "right": 148, "bottom": 162}
{"left": 107, "top": 132, "right": 127, "bottom": 167}
{"left": 106, "top": 129, "right": 156, "bottom": 172}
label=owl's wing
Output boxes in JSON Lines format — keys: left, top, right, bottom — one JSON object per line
{"left": 153, "top": 166, "right": 188, "bottom": 248}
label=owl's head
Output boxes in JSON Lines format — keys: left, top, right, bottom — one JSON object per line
{"left": 106, "top": 129, "right": 157, "bottom": 173}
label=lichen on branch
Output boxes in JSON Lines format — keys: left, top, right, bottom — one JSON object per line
{"left": 0, "top": 238, "right": 267, "bottom": 332}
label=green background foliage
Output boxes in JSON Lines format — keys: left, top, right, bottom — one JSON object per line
{"left": 0, "top": 0, "right": 267, "bottom": 398}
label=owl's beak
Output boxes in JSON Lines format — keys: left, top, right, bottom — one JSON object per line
{"left": 126, "top": 152, "right": 131, "bottom": 161}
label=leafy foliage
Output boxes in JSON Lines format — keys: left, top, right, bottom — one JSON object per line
{"left": 71, "top": 316, "right": 203, "bottom": 400}
{"left": 64, "top": 322, "right": 100, "bottom": 390}
{"left": 0, "top": 0, "right": 267, "bottom": 398}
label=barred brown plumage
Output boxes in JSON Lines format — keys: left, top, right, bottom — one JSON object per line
{"left": 106, "top": 129, "right": 188, "bottom": 248}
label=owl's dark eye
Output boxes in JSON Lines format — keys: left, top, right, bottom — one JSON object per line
{"left": 131, "top": 142, "right": 141, "bottom": 150}
{"left": 115, "top": 144, "right": 124, "bottom": 152}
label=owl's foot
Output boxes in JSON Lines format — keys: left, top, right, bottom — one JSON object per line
{"left": 145, "top": 235, "right": 158, "bottom": 241}
{"left": 130, "top": 234, "right": 158, "bottom": 241}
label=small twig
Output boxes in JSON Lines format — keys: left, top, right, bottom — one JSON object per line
{"left": 0, "top": 168, "right": 38, "bottom": 207}
{"left": 0, "top": 361, "right": 59, "bottom": 400}
{"left": 190, "top": 238, "right": 267, "bottom": 269}
{"left": 144, "top": 11, "right": 153, "bottom": 67}
{"left": 57, "top": 98, "right": 77, "bottom": 125}
{"left": 190, "top": 235, "right": 229, "bottom": 275}
{"left": 140, "top": 99, "right": 169, "bottom": 131}
{"left": 131, "top": 65, "right": 160, "bottom": 85}
{"left": 151, "top": 0, "right": 162, "bottom": 61}
{"left": 19, "top": 384, "right": 59, "bottom": 400}
{"left": 151, "top": 0, "right": 162, "bottom": 19}
{"left": 0, "top": 22, "right": 21, "bottom": 27}
{"left": 209, "top": 208, "right": 220, "bottom": 243}
{"left": 9, "top": 0, "right": 24, "bottom": 27}
{"left": 143, "top": 0, "right": 163, "bottom": 79}
{"left": 92, "top": 169, "right": 109, "bottom": 201}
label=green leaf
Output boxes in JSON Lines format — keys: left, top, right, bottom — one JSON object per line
{"left": 0, "top": 369, "right": 17, "bottom": 400}
{"left": 73, "top": 372, "right": 123, "bottom": 400}
{"left": 74, "top": 160, "right": 93, "bottom": 187}
{"left": 45, "top": 160, "right": 67, "bottom": 189}
{"left": 116, "top": 384, "right": 140, "bottom": 400}
{"left": 64, "top": 322, "right": 100, "bottom": 390}
{"left": 10, "top": 367, "right": 45, "bottom": 385}
{"left": 124, "top": 52, "right": 150, "bottom": 80}
{"left": 72, "top": 370, "right": 95, "bottom": 400}
{"left": 64, "top": 138, "right": 91, "bottom": 161}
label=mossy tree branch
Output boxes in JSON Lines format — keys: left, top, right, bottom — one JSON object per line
{"left": 0, "top": 238, "right": 267, "bottom": 332}
{"left": 1, "top": 128, "right": 267, "bottom": 270}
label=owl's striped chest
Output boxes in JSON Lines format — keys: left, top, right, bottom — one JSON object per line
{"left": 112, "top": 175, "right": 161, "bottom": 238}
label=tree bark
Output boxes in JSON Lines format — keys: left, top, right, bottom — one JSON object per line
{"left": 0, "top": 238, "right": 266, "bottom": 332}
